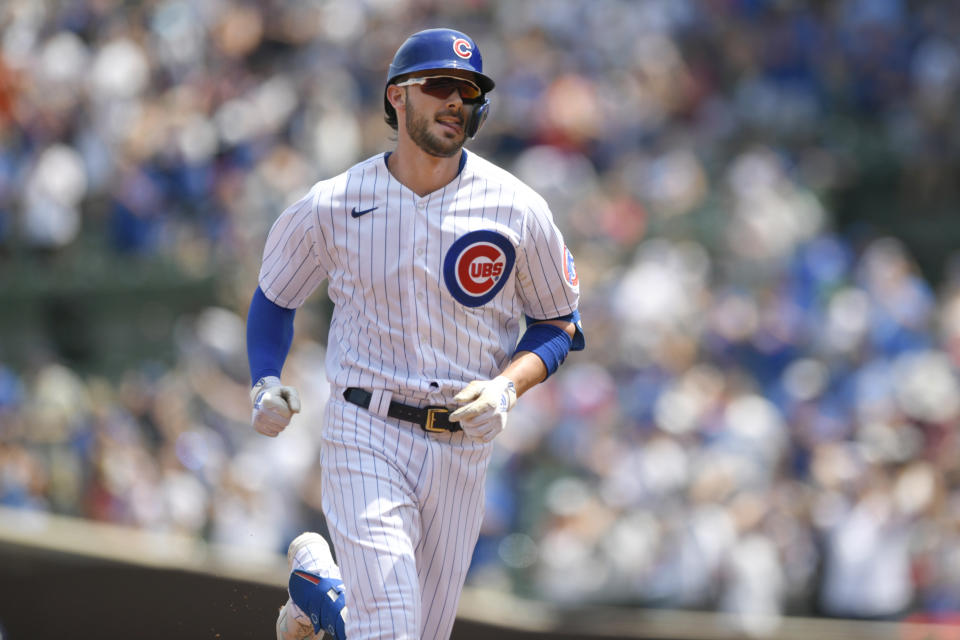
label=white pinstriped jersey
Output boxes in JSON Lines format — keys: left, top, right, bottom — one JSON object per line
{"left": 258, "top": 149, "right": 579, "bottom": 402}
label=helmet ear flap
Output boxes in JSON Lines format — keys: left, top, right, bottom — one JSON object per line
{"left": 466, "top": 98, "right": 490, "bottom": 139}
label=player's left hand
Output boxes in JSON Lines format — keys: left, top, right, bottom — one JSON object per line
{"left": 450, "top": 376, "right": 517, "bottom": 443}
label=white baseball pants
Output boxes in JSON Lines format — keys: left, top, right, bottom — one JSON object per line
{"left": 320, "top": 392, "right": 493, "bottom": 640}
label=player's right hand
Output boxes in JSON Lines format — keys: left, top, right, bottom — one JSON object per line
{"left": 250, "top": 376, "right": 301, "bottom": 437}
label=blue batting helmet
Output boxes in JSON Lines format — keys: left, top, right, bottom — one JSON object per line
{"left": 384, "top": 28, "right": 495, "bottom": 138}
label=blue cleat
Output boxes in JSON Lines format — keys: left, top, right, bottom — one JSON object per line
{"left": 276, "top": 532, "right": 348, "bottom": 640}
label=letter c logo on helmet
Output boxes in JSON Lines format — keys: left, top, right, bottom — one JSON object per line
{"left": 453, "top": 38, "right": 472, "bottom": 59}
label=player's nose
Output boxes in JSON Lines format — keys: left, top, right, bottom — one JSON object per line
{"left": 445, "top": 90, "right": 464, "bottom": 107}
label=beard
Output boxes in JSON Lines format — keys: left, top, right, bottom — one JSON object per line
{"left": 405, "top": 103, "right": 466, "bottom": 158}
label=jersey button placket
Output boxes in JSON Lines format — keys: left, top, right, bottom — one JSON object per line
{"left": 410, "top": 195, "right": 432, "bottom": 371}
{"left": 418, "top": 198, "right": 436, "bottom": 346}
{"left": 413, "top": 205, "right": 427, "bottom": 315}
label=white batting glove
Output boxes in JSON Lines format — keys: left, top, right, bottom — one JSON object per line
{"left": 250, "top": 376, "right": 301, "bottom": 437}
{"left": 449, "top": 376, "right": 517, "bottom": 443}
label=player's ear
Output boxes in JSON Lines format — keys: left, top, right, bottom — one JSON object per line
{"left": 386, "top": 85, "right": 405, "bottom": 110}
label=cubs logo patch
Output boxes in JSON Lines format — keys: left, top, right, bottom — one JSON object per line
{"left": 443, "top": 230, "right": 515, "bottom": 307}
{"left": 563, "top": 245, "right": 579, "bottom": 286}
{"left": 453, "top": 38, "right": 473, "bottom": 59}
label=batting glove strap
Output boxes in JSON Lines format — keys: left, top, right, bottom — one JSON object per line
{"left": 251, "top": 375, "right": 282, "bottom": 404}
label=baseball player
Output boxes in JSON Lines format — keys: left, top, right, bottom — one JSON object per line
{"left": 247, "top": 28, "right": 585, "bottom": 640}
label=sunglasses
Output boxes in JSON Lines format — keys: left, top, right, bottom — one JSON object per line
{"left": 394, "top": 75, "right": 483, "bottom": 101}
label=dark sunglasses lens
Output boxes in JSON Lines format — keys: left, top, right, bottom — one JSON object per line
{"left": 422, "top": 78, "right": 481, "bottom": 99}
{"left": 460, "top": 83, "right": 482, "bottom": 99}
{"left": 456, "top": 81, "right": 482, "bottom": 99}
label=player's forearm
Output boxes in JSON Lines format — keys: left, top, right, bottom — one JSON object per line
{"left": 246, "top": 286, "right": 297, "bottom": 385}
{"left": 502, "top": 320, "right": 575, "bottom": 396}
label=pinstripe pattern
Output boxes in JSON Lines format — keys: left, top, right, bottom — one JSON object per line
{"left": 320, "top": 394, "right": 491, "bottom": 640}
{"left": 257, "top": 149, "right": 579, "bottom": 639}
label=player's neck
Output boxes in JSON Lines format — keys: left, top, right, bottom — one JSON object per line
{"left": 387, "top": 140, "right": 463, "bottom": 197}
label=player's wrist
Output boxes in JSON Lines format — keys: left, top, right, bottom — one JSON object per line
{"left": 251, "top": 375, "right": 283, "bottom": 402}
{"left": 492, "top": 376, "right": 517, "bottom": 411}
{"left": 492, "top": 375, "right": 515, "bottom": 392}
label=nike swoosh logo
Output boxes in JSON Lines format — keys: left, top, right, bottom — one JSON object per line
{"left": 351, "top": 206, "right": 378, "bottom": 218}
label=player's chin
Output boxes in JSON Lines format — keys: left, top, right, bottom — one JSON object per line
{"left": 429, "top": 133, "right": 466, "bottom": 157}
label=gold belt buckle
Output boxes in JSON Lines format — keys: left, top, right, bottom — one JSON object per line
{"left": 424, "top": 407, "right": 449, "bottom": 433}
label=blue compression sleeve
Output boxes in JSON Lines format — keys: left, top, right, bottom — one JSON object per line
{"left": 515, "top": 322, "right": 573, "bottom": 378}
{"left": 246, "top": 287, "right": 296, "bottom": 385}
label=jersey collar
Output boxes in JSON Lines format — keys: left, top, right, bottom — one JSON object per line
{"left": 382, "top": 149, "right": 469, "bottom": 177}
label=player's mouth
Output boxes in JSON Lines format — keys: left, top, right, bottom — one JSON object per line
{"left": 436, "top": 115, "right": 463, "bottom": 135}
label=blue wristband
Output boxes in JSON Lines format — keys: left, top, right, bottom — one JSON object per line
{"left": 525, "top": 309, "right": 585, "bottom": 351}
{"left": 246, "top": 287, "right": 296, "bottom": 384}
{"left": 514, "top": 323, "right": 573, "bottom": 378}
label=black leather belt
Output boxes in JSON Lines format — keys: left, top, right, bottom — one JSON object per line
{"left": 343, "top": 388, "right": 461, "bottom": 433}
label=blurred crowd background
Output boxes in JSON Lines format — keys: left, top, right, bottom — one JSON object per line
{"left": 3, "top": 0, "right": 960, "bottom": 634}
